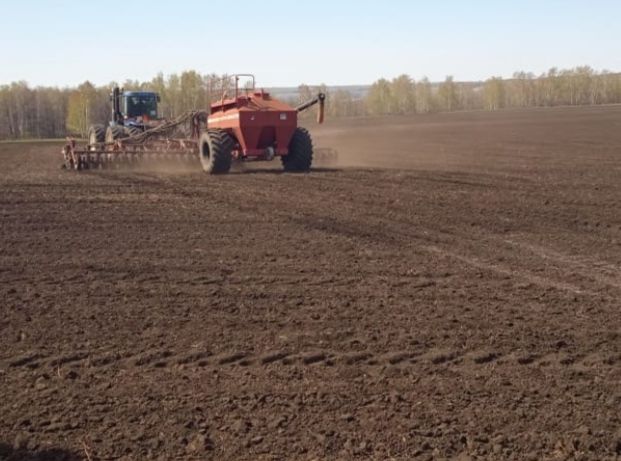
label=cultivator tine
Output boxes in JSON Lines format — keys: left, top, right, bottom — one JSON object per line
{"left": 62, "top": 110, "right": 206, "bottom": 172}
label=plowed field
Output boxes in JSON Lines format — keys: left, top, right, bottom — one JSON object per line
{"left": 1, "top": 105, "right": 621, "bottom": 460}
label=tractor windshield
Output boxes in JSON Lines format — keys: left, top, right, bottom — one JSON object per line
{"left": 124, "top": 94, "right": 158, "bottom": 119}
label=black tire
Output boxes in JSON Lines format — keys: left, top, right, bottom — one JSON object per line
{"left": 88, "top": 124, "right": 106, "bottom": 146}
{"left": 282, "top": 127, "right": 313, "bottom": 172}
{"left": 105, "top": 125, "right": 127, "bottom": 143}
{"left": 199, "top": 129, "right": 234, "bottom": 174}
{"left": 85, "top": 124, "right": 106, "bottom": 169}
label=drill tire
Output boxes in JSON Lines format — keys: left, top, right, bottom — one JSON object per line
{"left": 199, "top": 129, "right": 234, "bottom": 174}
{"left": 282, "top": 127, "right": 313, "bottom": 172}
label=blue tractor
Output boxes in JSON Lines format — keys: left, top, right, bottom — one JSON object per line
{"left": 87, "top": 87, "right": 161, "bottom": 146}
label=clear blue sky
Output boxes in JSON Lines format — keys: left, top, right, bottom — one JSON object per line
{"left": 1, "top": 0, "right": 619, "bottom": 87}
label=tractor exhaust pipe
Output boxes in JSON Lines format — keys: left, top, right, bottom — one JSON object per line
{"left": 110, "top": 87, "right": 123, "bottom": 125}
{"left": 296, "top": 93, "right": 325, "bottom": 124}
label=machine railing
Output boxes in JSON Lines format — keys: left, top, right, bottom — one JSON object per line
{"left": 209, "top": 74, "right": 256, "bottom": 102}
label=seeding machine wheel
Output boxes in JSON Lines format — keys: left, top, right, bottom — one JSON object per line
{"left": 199, "top": 129, "right": 234, "bottom": 174}
{"left": 282, "top": 127, "right": 313, "bottom": 172}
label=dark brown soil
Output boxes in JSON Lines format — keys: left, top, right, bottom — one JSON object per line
{"left": 1, "top": 105, "right": 621, "bottom": 460}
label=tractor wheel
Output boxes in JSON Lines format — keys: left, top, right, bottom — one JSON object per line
{"left": 86, "top": 125, "right": 105, "bottom": 169}
{"left": 282, "top": 127, "right": 313, "bottom": 172}
{"left": 88, "top": 124, "right": 106, "bottom": 146}
{"left": 105, "top": 125, "right": 127, "bottom": 143}
{"left": 199, "top": 129, "right": 234, "bottom": 174}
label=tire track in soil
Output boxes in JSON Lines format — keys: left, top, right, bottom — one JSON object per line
{"left": 502, "top": 237, "right": 621, "bottom": 290}
{"left": 10, "top": 340, "right": 618, "bottom": 381}
{"left": 216, "top": 170, "right": 617, "bottom": 300}
{"left": 423, "top": 244, "right": 594, "bottom": 296}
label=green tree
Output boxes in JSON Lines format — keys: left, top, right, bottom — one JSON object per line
{"left": 179, "top": 70, "right": 206, "bottom": 113}
{"left": 66, "top": 81, "right": 99, "bottom": 137}
{"left": 390, "top": 74, "right": 416, "bottom": 114}
{"left": 365, "top": 78, "right": 392, "bottom": 115}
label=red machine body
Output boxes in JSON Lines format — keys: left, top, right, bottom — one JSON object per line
{"left": 208, "top": 90, "right": 297, "bottom": 159}
{"left": 207, "top": 75, "right": 324, "bottom": 161}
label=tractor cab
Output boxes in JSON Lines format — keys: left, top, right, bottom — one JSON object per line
{"left": 123, "top": 92, "right": 159, "bottom": 119}
{"left": 110, "top": 87, "right": 160, "bottom": 127}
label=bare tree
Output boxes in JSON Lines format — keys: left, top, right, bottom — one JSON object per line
{"left": 438, "top": 76, "right": 458, "bottom": 112}
{"left": 415, "top": 77, "right": 434, "bottom": 114}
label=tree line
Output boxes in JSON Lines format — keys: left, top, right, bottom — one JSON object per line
{"left": 0, "top": 72, "right": 264, "bottom": 139}
{"left": 0, "top": 66, "right": 619, "bottom": 139}
{"left": 365, "top": 66, "right": 621, "bottom": 115}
